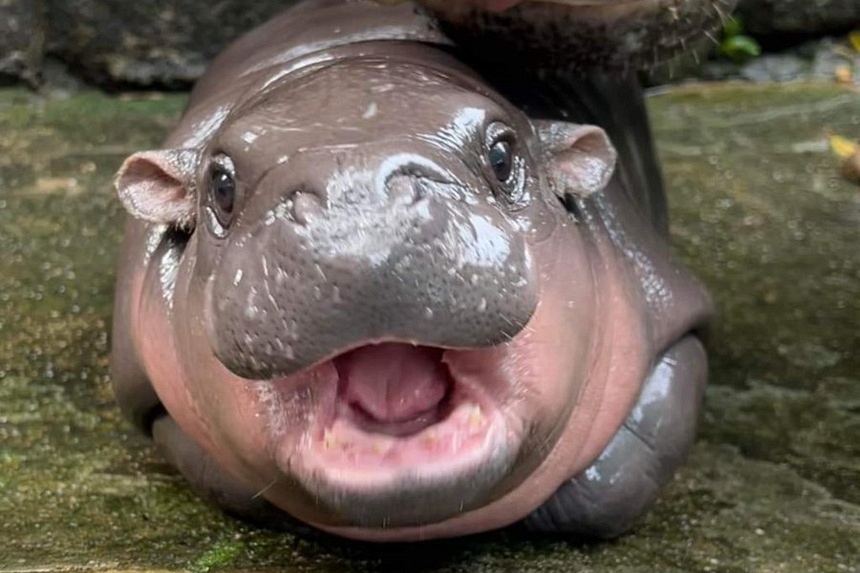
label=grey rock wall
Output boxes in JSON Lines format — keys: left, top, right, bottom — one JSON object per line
{"left": 1, "top": 0, "right": 290, "bottom": 88}
{"left": 0, "top": 0, "right": 42, "bottom": 85}
{"left": 43, "top": 0, "right": 290, "bottom": 87}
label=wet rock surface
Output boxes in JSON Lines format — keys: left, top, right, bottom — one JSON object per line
{"left": 0, "top": 82, "right": 858, "bottom": 572}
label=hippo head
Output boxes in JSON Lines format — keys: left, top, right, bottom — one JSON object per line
{"left": 114, "top": 50, "right": 628, "bottom": 532}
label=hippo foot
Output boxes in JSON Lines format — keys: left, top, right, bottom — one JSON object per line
{"left": 522, "top": 335, "right": 707, "bottom": 538}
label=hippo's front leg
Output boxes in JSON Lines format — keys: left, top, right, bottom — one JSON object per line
{"left": 524, "top": 335, "right": 707, "bottom": 537}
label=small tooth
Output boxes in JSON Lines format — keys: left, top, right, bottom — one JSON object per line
{"left": 468, "top": 405, "right": 484, "bottom": 429}
{"left": 323, "top": 429, "right": 336, "bottom": 450}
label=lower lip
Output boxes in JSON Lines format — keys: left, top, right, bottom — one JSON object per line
{"left": 313, "top": 382, "right": 496, "bottom": 470}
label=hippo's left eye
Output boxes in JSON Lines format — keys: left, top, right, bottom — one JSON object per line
{"left": 489, "top": 140, "right": 513, "bottom": 182}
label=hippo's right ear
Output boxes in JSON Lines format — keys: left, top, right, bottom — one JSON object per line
{"left": 534, "top": 121, "right": 617, "bottom": 200}
{"left": 114, "top": 149, "right": 199, "bottom": 229}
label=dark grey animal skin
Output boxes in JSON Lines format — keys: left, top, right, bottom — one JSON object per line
{"left": 110, "top": 0, "right": 715, "bottom": 542}
{"left": 417, "top": 0, "right": 738, "bottom": 71}
{"left": 524, "top": 336, "right": 707, "bottom": 537}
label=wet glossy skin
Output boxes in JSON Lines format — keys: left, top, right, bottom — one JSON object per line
{"left": 111, "top": 0, "right": 714, "bottom": 541}
{"left": 202, "top": 62, "right": 541, "bottom": 379}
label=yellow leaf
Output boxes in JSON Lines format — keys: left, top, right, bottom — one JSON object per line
{"left": 829, "top": 134, "right": 859, "bottom": 159}
{"left": 850, "top": 30, "right": 860, "bottom": 53}
{"left": 835, "top": 66, "right": 852, "bottom": 84}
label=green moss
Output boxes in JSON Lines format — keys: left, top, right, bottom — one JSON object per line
{"left": 191, "top": 540, "right": 245, "bottom": 573}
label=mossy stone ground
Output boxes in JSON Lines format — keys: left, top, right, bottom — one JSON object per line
{"left": 0, "top": 83, "right": 857, "bottom": 572}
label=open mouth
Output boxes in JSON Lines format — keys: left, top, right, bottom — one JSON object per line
{"left": 307, "top": 342, "right": 504, "bottom": 470}
{"left": 274, "top": 342, "right": 515, "bottom": 503}
{"left": 334, "top": 344, "right": 456, "bottom": 438}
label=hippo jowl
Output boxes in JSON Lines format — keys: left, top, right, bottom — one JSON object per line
{"left": 110, "top": 0, "right": 714, "bottom": 542}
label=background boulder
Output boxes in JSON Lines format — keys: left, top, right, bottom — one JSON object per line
{"left": 0, "top": 0, "right": 41, "bottom": 85}
{"left": 1, "top": 0, "right": 288, "bottom": 88}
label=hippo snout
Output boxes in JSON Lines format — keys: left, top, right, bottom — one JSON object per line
{"left": 206, "top": 151, "right": 538, "bottom": 380}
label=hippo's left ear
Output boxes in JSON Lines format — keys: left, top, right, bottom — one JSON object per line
{"left": 534, "top": 121, "right": 617, "bottom": 200}
{"left": 114, "top": 148, "right": 199, "bottom": 229}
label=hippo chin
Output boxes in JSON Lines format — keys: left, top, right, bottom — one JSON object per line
{"left": 111, "top": 0, "right": 713, "bottom": 541}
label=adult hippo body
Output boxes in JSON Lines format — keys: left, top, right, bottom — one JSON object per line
{"left": 111, "top": 0, "right": 714, "bottom": 542}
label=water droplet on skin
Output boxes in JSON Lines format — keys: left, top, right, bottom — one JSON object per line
{"left": 477, "top": 298, "right": 487, "bottom": 312}
{"left": 362, "top": 102, "right": 378, "bottom": 119}
{"left": 424, "top": 307, "right": 434, "bottom": 319}
{"left": 234, "top": 269, "right": 244, "bottom": 286}
{"left": 314, "top": 286, "right": 322, "bottom": 300}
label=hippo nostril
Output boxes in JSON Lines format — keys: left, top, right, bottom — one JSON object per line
{"left": 384, "top": 166, "right": 462, "bottom": 207}
{"left": 386, "top": 174, "right": 423, "bottom": 206}
{"left": 291, "top": 190, "right": 324, "bottom": 225}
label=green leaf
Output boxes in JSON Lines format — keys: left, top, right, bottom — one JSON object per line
{"left": 720, "top": 35, "right": 762, "bottom": 61}
{"left": 723, "top": 17, "right": 744, "bottom": 39}
{"left": 849, "top": 30, "right": 860, "bottom": 53}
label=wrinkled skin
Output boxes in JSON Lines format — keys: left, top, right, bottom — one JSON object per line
{"left": 111, "top": 0, "right": 714, "bottom": 541}
{"left": 411, "top": 0, "right": 738, "bottom": 70}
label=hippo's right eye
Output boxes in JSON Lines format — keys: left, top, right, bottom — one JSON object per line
{"left": 484, "top": 122, "right": 526, "bottom": 206}
{"left": 208, "top": 161, "right": 237, "bottom": 229}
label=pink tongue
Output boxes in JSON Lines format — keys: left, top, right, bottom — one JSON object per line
{"left": 337, "top": 343, "right": 450, "bottom": 423}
